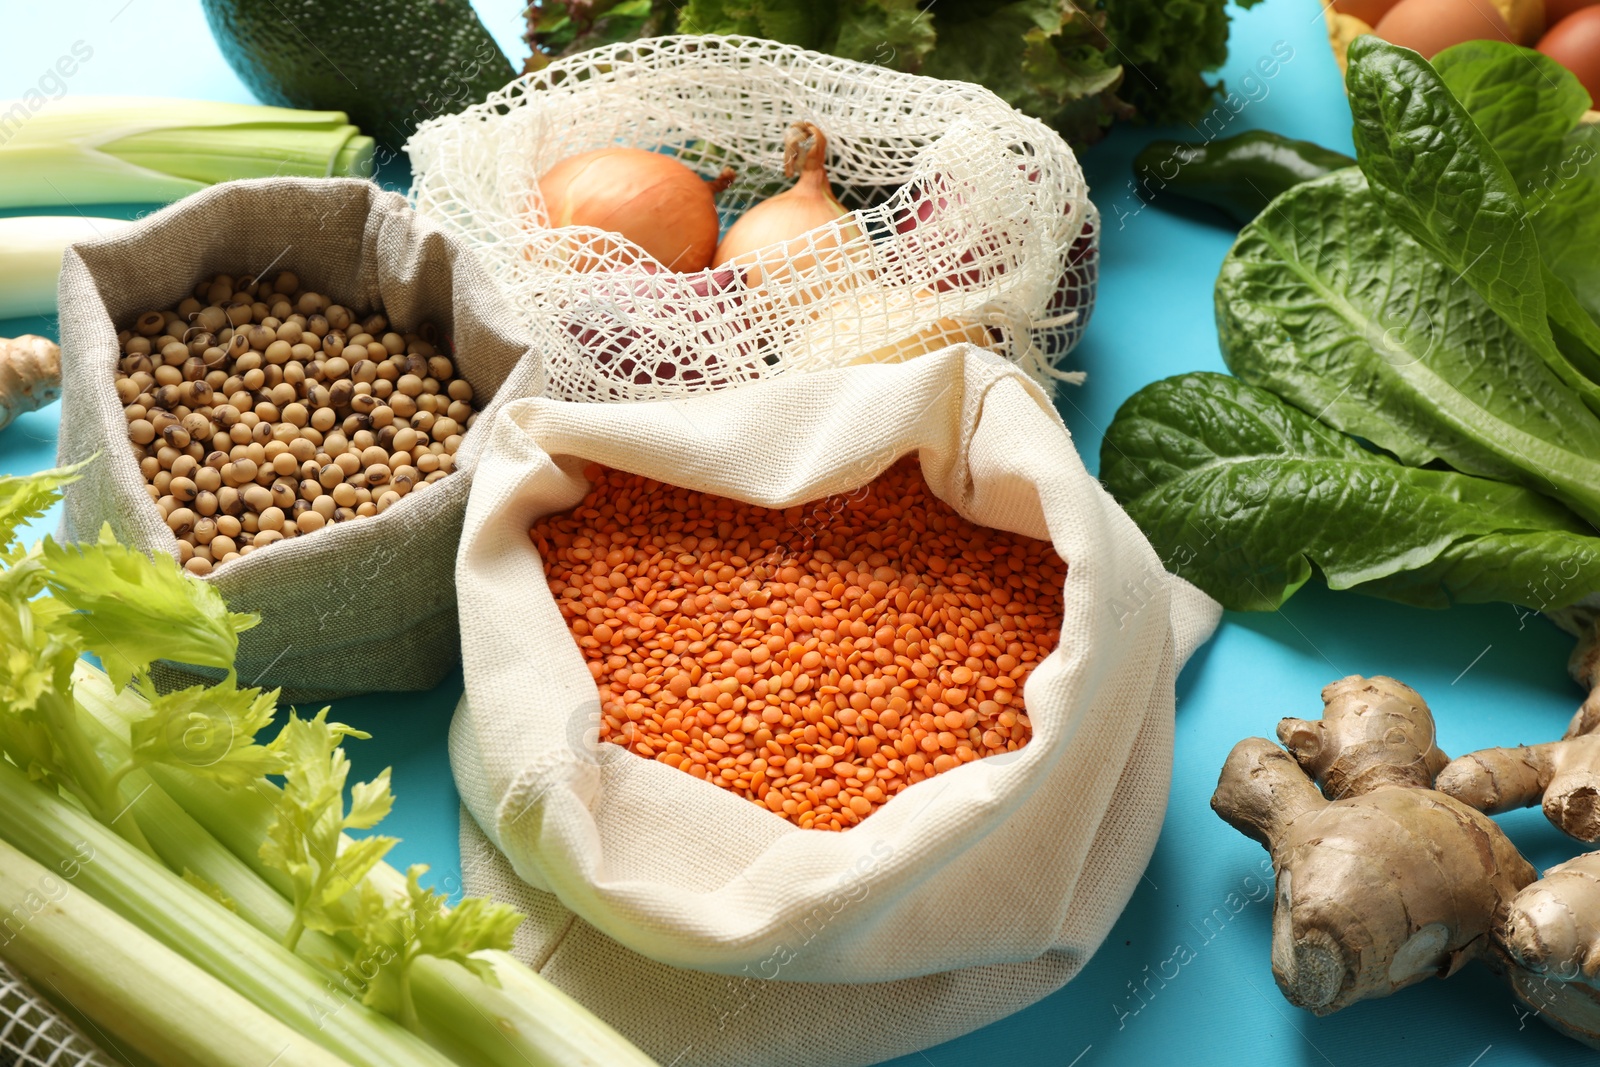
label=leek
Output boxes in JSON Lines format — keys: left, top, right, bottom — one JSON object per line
{"left": 0, "top": 837, "right": 353, "bottom": 1067}
{"left": 0, "top": 97, "right": 375, "bottom": 210}
{"left": 0, "top": 216, "right": 131, "bottom": 319}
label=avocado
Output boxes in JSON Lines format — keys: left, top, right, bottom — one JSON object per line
{"left": 201, "top": 0, "right": 516, "bottom": 151}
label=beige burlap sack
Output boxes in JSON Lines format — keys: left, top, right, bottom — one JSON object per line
{"left": 55, "top": 177, "right": 543, "bottom": 699}
{"left": 449, "top": 347, "right": 1220, "bottom": 1061}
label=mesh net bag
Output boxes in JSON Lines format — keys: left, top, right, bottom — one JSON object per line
{"left": 0, "top": 958, "right": 116, "bottom": 1067}
{"left": 407, "top": 35, "right": 1097, "bottom": 403}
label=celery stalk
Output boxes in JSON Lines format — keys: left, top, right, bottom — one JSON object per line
{"left": 130, "top": 771, "right": 351, "bottom": 962}
{"left": 149, "top": 766, "right": 663, "bottom": 1067}
{"left": 0, "top": 215, "right": 132, "bottom": 318}
{"left": 75, "top": 668, "right": 661, "bottom": 1067}
{"left": 414, "top": 952, "right": 661, "bottom": 1067}
{"left": 0, "top": 760, "right": 460, "bottom": 1067}
{"left": 0, "top": 97, "right": 375, "bottom": 209}
{"left": 0, "top": 837, "right": 353, "bottom": 1067}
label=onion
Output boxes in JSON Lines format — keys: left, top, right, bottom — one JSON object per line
{"left": 539, "top": 147, "right": 734, "bottom": 272}
{"left": 713, "top": 121, "right": 862, "bottom": 288}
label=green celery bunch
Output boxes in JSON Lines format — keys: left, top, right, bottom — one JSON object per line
{"left": 0, "top": 465, "right": 658, "bottom": 1067}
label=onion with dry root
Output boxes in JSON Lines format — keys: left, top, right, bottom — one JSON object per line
{"left": 714, "top": 120, "right": 867, "bottom": 292}
{"left": 538, "top": 147, "right": 734, "bottom": 272}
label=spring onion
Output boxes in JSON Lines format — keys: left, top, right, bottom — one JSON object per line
{"left": 0, "top": 97, "right": 374, "bottom": 210}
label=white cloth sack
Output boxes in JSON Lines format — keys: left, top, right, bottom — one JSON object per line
{"left": 451, "top": 346, "right": 1219, "bottom": 1037}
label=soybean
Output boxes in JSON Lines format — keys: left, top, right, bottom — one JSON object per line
{"left": 115, "top": 271, "right": 481, "bottom": 568}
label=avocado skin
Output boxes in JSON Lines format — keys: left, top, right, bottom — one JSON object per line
{"left": 201, "top": 0, "right": 515, "bottom": 150}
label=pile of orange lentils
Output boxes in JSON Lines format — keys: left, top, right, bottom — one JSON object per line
{"left": 531, "top": 456, "right": 1068, "bottom": 830}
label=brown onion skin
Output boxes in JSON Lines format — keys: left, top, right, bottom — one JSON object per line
{"left": 539, "top": 147, "right": 724, "bottom": 272}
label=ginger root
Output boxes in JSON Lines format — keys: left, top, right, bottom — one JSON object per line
{"left": 1212, "top": 676, "right": 1536, "bottom": 1014}
{"left": 1276, "top": 674, "right": 1451, "bottom": 798}
{"left": 1437, "top": 735, "right": 1600, "bottom": 841}
{"left": 0, "top": 334, "right": 62, "bottom": 433}
{"left": 1501, "top": 852, "right": 1600, "bottom": 1046}
{"left": 1436, "top": 631, "right": 1600, "bottom": 840}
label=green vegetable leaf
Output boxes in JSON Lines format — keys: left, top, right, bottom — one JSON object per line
{"left": 1101, "top": 372, "right": 1600, "bottom": 612}
{"left": 1345, "top": 36, "right": 1600, "bottom": 417}
{"left": 1531, "top": 123, "right": 1600, "bottom": 327}
{"left": 1218, "top": 167, "right": 1600, "bottom": 524}
{"left": 352, "top": 865, "right": 523, "bottom": 1026}
{"left": 1101, "top": 0, "right": 1261, "bottom": 127}
{"left": 678, "top": 0, "right": 837, "bottom": 50}
{"left": 260, "top": 709, "right": 398, "bottom": 946}
{"left": 829, "top": 0, "right": 936, "bottom": 72}
{"left": 921, "top": 0, "right": 1126, "bottom": 146}
{"left": 680, "top": 0, "right": 937, "bottom": 72}
{"left": 0, "top": 464, "right": 85, "bottom": 559}
{"left": 1433, "top": 41, "right": 1591, "bottom": 187}
{"left": 128, "top": 680, "right": 282, "bottom": 787}
{"left": 41, "top": 525, "right": 259, "bottom": 689}
{"left": 0, "top": 584, "right": 80, "bottom": 782}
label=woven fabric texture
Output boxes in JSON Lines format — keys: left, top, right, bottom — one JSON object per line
{"left": 449, "top": 347, "right": 1220, "bottom": 1062}
{"left": 53, "top": 177, "right": 544, "bottom": 700}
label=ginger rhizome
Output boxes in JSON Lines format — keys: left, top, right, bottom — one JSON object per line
{"left": 1437, "top": 734, "right": 1600, "bottom": 841}
{"left": 0, "top": 334, "right": 61, "bottom": 433}
{"left": 1436, "top": 626, "right": 1600, "bottom": 841}
{"left": 1212, "top": 675, "right": 1536, "bottom": 1014}
{"left": 1501, "top": 852, "right": 1600, "bottom": 1046}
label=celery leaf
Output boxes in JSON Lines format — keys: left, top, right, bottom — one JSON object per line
{"left": 0, "top": 464, "right": 85, "bottom": 557}
{"left": 128, "top": 680, "right": 283, "bottom": 786}
{"left": 353, "top": 864, "right": 523, "bottom": 1023}
{"left": 261, "top": 709, "right": 398, "bottom": 943}
{"left": 42, "top": 525, "right": 259, "bottom": 689}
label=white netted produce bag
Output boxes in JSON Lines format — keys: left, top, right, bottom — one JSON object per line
{"left": 407, "top": 35, "right": 1098, "bottom": 403}
{"left": 0, "top": 957, "right": 117, "bottom": 1067}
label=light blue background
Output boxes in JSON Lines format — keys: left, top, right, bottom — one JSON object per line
{"left": 1, "top": 3, "right": 1593, "bottom": 1065}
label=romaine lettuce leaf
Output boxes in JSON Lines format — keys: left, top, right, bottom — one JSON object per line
{"left": 1102, "top": 372, "right": 1600, "bottom": 612}
{"left": 1218, "top": 167, "right": 1600, "bottom": 525}
{"left": 1347, "top": 36, "right": 1600, "bottom": 413}
{"left": 1433, "top": 41, "right": 1591, "bottom": 187}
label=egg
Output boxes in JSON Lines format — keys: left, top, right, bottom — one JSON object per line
{"left": 1374, "top": 0, "right": 1515, "bottom": 57}
{"left": 1544, "top": 0, "right": 1600, "bottom": 27}
{"left": 1540, "top": 8, "right": 1600, "bottom": 100}
{"left": 1332, "top": 0, "right": 1402, "bottom": 26}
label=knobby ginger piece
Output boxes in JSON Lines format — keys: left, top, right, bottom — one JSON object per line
{"left": 1212, "top": 675, "right": 1535, "bottom": 1014}
{"left": 0, "top": 335, "right": 60, "bottom": 432}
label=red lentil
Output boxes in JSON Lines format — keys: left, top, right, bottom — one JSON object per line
{"left": 531, "top": 457, "right": 1067, "bottom": 830}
